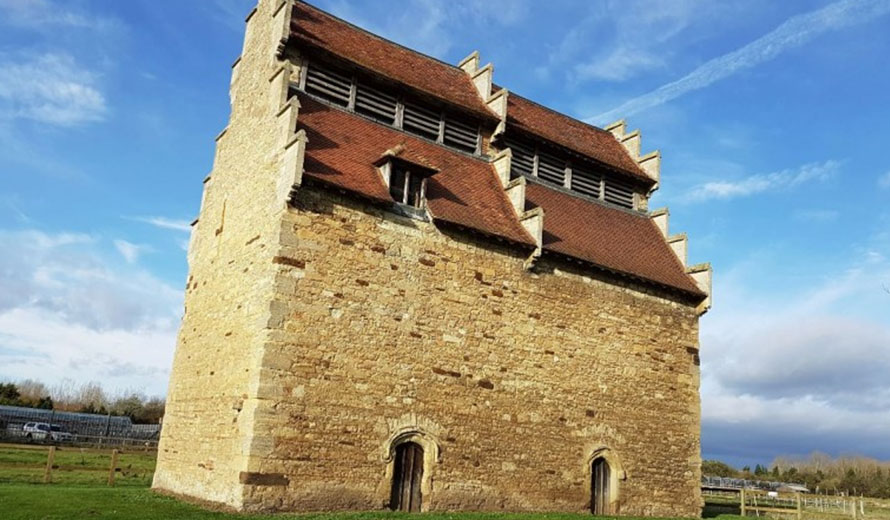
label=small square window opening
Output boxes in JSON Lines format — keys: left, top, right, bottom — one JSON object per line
{"left": 388, "top": 164, "right": 428, "bottom": 209}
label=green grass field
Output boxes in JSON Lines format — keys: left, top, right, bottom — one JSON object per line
{"left": 0, "top": 443, "right": 747, "bottom": 520}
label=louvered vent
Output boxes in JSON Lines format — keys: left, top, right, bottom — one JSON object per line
{"left": 355, "top": 81, "right": 397, "bottom": 124}
{"left": 604, "top": 177, "right": 635, "bottom": 209}
{"left": 537, "top": 151, "right": 565, "bottom": 185}
{"left": 443, "top": 117, "right": 478, "bottom": 153}
{"left": 304, "top": 63, "right": 351, "bottom": 107}
{"left": 504, "top": 138, "right": 534, "bottom": 179}
{"left": 403, "top": 102, "right": 441, "bottom": 140}
{"left": 571, "top": 168, "right": 602, "bottom": 199}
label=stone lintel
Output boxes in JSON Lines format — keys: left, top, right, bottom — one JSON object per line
{"left": 239, "top": 471, "right": 289, "bottom": 486}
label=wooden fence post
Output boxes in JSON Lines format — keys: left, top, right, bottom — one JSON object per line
{"left": 107, "top": 449, "right": 119, "bottom": 487}
{"left": 741, "top": 488, "right": 747, "bottom": 517}
{"left": 43, "top": 446, "right": 56, "bottom": 484}
{"left": 796, "top": 493, "right": 802, "bottom": 520}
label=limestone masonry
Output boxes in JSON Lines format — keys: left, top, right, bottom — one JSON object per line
{"left": 152, "top": 1, "right": 713, "bottom": 516}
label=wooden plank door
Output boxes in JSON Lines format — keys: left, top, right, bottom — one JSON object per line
{"left": 391, "top": 442, "right": 424, "bottom": 512}
{"left": 592, "top": 457, "right": 611, "bottom": 515}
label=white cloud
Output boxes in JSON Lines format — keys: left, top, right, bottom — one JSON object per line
{"left": 320, "top": 0, "right": 529, "bottom": 58}
{"left": 0, "top": 53, "right": 107, "bottom": 126}
{"left": 592, "top": 0, "right": 890, "bottom": 124}
{"left": 574, "top": 47, "right": 664, "bottom": 82}
{"left": 700, "top": 239, "right": 890, "bottom": 461}
{"left": 878, "top": 171, "right": 890, "bottom": 189}
{"left": 683, "top": 160, "right": 839, "bottom": 202}
{"left": 129, "top": 216, "right": 192, "bottom": 232}
{"left": 0, "top": 229, "right": 182, "bottom": 395}
{"left": 0, "top": 0, "right": 118, "bottom": 31}
{"left": 0, "top": 307, "right": 174, "bottom": 396}
{"left": 114, "top": 239, "right": 150, "bottom": 264}
{"left": 539, "top": 0, "right": 710, "bottom": 86}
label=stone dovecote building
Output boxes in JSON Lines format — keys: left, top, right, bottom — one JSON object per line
{"left": 152, "top": 0, "right": 713, "bottom": 516}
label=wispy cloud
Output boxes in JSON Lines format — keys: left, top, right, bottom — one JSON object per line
{"left": 683, "top": 160, "right": 840, "bottom": 202}
{"left": 879, "top": 171, "right": 890, "bottom": 189}
{"left": 591, "top": 0, "right": 890, "bottom": 124}
{"left": 129, "top": 216, "right": 192, "bottom": 232}
{"left": 0, "top": 53, "right": 107, "bottom": 126}
{"left": 0, "top": 0, "right": 119, "bottom": 31}
{"left": 320, "top": 0, "right": 530, "bottom": 58}
{"left": 114, "top": 239, "right": 150, "bottom": 264}
{"left": 575, "top": 47, "right": 664, "bottom": 82}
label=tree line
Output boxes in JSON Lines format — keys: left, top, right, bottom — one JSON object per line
{"left": 703, "top": 453, "right": 890, "bottom": 498}
{"left": 0, "top": 379, "right": 164, "bottom": 424}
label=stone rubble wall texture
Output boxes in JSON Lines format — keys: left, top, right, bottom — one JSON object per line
{"left": 153, "top": 0, "right": 704, "bottom": 516}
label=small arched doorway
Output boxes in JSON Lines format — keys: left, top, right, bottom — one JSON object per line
{"left": 591, "top": 457, "right": 611, "bottom": 515}
{"left": 390, "top": 441, "right": 424, "bottom": 512}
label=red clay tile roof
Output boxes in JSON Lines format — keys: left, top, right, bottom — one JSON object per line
{"left": 524, "top": 183, "right": 705, "bottom": 298}
{"left": 507, "top": 94, "right": 653, "bottom": 185}
{"left": 290, "top": 2, "right": 496, "bottom": 120}
{"left": 298, "top": 95, "right": 536, "bottom": 247}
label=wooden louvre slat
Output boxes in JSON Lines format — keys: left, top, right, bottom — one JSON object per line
{"left": 443, "top": 117, "right": 478, "bottom": 153}
{"left": 604, "top": 177, "right": 635, "bottom": 208}
{"left": 537, "top": 151, "right": 565, "bottom": 185}
{"left": 403, "top": 102, "right": 441, "bottom": 140}
{"left": 305, "top": 64, "right": 351, "bottom": 106}
{"left": 355, "top": 82, "right": 397, "bottom": 124}
{"left": 571, "top": 168, "right": 601, "bottom": 198}
{"left": 504, "top": 138, "right": 534, "bottom": 178}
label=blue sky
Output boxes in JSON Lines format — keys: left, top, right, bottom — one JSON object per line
{"left": 0, "top": 0, "right": 888, "bottom": 468}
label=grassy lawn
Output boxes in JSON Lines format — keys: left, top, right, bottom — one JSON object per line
{"left": 0, "top": 442, "right": 154, "bottom": 487}
{"left": 0, "top": 442, "right": 747, "bottom": 520}
{"left": 0, "top": 485, "right": 743, "bottom": 520}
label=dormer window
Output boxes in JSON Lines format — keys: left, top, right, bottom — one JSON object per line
{"left": 389, "top": 164, "right": 426, "bottom": 208}
{"left": 377, "top": 153, "right": 437, "bottom": 211}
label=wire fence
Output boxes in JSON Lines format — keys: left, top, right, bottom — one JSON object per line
{"left": 0, "top": 404, "right": 160, "bottom": 450}
{"left": 703, "top": 486, "right": 870, "bottom": 519}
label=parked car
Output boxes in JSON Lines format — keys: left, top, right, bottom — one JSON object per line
{"left": 49, "top": 424, "right": 75, "bottom": 442}
{"left": 23, "top": 422, "right": 75, "bottom": 442}
{"left": 22, "top": 422, "right": 50, "bottom": 440}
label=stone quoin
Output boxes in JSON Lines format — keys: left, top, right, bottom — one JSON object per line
{"left": 152, "top": 0, "right": 713, "bottom": 516}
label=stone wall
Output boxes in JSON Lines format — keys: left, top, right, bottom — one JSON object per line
{"left": 154, "top": 1, "right": 704, "bottom": 515}
{"left": 237, "top": 185, "right": 702, "bottom": 516}
{"left": 152, "top": 0, "right": 292, "bottom": 508}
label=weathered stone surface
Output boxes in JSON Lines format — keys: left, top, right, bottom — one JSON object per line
{"left": 152, "top": 0, "right": 704, "bottom": 516}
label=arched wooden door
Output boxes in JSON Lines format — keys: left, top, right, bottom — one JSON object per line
{"left": 390, "top": 442, "right": 424, "bottom": 512}
{"left": 591, "top": 457, "right": 611, "bottom": 515}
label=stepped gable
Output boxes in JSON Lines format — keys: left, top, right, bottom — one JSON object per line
{"left": 298, "top": 95, "right": 536, "bottom": 247}
{"left": 289, "top": 1, "right": 497, "bottom": 120}
{"left": 525, "top": 182, "right": 705, "bottom": 298}
{"left": 506, "top": 94, "right": 653, "bottom": 184}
